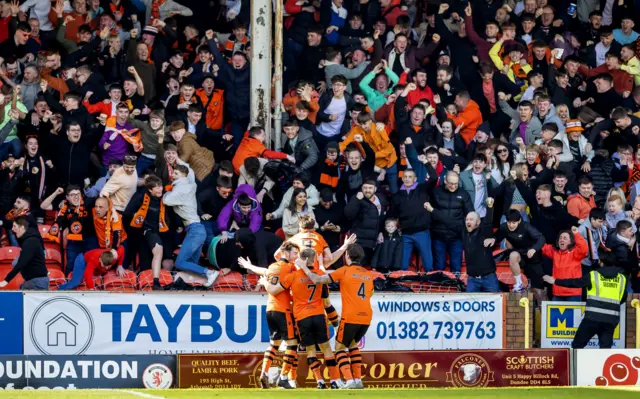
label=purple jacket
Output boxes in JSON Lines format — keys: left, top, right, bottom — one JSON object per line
{"left": 98, "top": 121, "right": 135, "bottom": 166}
{"left": 217, "top": 184, "right": 262, "bottom": 232}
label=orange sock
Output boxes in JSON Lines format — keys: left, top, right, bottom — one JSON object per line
{"left": 289, "top": 355, "right": 298, "bottom": 380}
{"left": 326, "top": 356, "right": 339, "bottom": 381}
{"left": 349, "top": 348, "right": 362, "bottom": 379}
{"left": 308, "top": 357, "right": 323, "bottom": 382}
{"left": 336, "top": 350, "right": 353, "bottom": 380}
{"left": 262, "top": 345, "right": 277, "bottom": 375}
{"left": 281, "top": 346, "right": 297, "bottom": 377}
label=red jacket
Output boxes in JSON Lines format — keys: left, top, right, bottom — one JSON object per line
{"left": 232, "top": 133, "right": 288, "bottom": 174}
{"left": 542, "top": 232, "right": 588, "bottom": 297}
{"left": 381, "top": 0, "right": 408, "bottom": 27}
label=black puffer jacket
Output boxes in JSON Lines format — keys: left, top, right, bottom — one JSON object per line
{"left": 588, "top": 155, "right": 628, "bottom": 207}
{"left": 389, "top": 183, "right": 432, "bottom": 235}
{"left": 344, "top": 194, "right": 388, "bottom": 249}
{"left": 208, "top": 38, "right": 250, "bottom": 121}
{"left": 371, "top": 231, "right": 403, "bottom": 271}
{"left": 605, "top": 233, "right": 639, "bottom": 277}
{"left": 283, "top": 127, "right": 319, "bottom": 170}
{"left": 429, "top": 185, "right": 474, "bottom": 242}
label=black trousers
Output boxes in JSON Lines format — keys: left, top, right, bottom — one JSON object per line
{"left": 571, "top": 318, "right": 617, "bottom": 349}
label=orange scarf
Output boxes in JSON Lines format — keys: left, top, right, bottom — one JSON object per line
{"left": 150, "top": 0, "right": 166, "bottom": 24}
{"left": 130, "top": 193, "right": 168, "bottom": 232}
{"left": 47, "top": 200, "right": 86, "bottom": 243}
{"left": 105, "top": 116, "right": 143, "bottom": 152}
{"left": 5, "top": 207, "right": 29, "bottom": 221}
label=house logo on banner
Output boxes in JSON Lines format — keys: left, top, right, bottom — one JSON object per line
{"left": 446, "top": 354, "right": 495, "bottom": 388}
{"left": 142, "top": 363, "right": 174, "bottom": 389}
{"left": 29, "top": 297, "right": 94, "bottom": 355}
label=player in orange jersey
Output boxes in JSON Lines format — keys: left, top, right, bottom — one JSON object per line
{"left": 238, "top": 242, "right": 299, "bottom": 389}
{"left": 264, "top": 244, "right": 351, "bottom": 390}
{"left": 296, "top": 243, "right": 373, "bottom": 389}
{"left": 282, "top": 215, "right": 351, "bottom": 328}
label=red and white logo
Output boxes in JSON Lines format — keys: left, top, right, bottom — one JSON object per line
{"left": 595, "top": 354, "right": 640, "bottom": 386}
{"left": 142, "top": 363, "right": 173, "bottom": 389}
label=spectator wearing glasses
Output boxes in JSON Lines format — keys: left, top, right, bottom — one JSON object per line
{"left": 0, "top": 21, "right": 32, "bottom": 61}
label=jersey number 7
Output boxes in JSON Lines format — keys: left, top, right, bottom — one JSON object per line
{"left": 306, "top": 284, "right": 317, "bottom": 302}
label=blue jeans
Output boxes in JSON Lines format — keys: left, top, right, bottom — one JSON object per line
{"left": 137, "top": 155, "right": 155, "bottom": 175}
{"left": 467, "top": 273, "right": 500, "bottom": 293}
{"left": 385, "top": 163, "right": 399, "bottom": 194}
{"left": 0, "top": 222, "right": 18, "bottom": 247}
{"left": 65, "top": 237, "right": 98, "bottom": 275}
{"left": 59, "top": 255, "right": 87, "bottom": 290}
{"left": 401, "top": 230, "right": 432, "bottom": 271}
{"left": 433, "top": 239, "right": 464, "bottom": 273}
{"left": 202, "top": 220, "right": 220, "bottom": 254}
{"left": 0, "top": 138, "right": 22, "bottom": 159}
{"left": 175, "top": 223, "right": 208, "bottom": 276}
{"left": 230, "top": 118, "right": 250, "bottom": 147}
{"left": 552, "top": 295, "right": 582, "bottom": 302}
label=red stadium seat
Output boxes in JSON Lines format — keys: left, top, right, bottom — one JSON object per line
{"left": 214, "top": 271, "right": 244, "bottom": 292}
{"left": 44, "top": 211, "right": 57, "bottom": 224}
{"left": 369, "top": 270, "right": 386, "bottom": 280}
{"left": 44, "top": 248, "right": 62, "bottom": 267}
{"left": 0, "top": 267, "right": 24, "bottom": 290}
{"left": 275, "top": 228, "right": 285, "bottom": 240}
{"left": 244, "top": 273, "right": 264, "bottom": 291}
{"left": 47, "top": 269, "right": 66, "bottom": 289}
{"left": 103, "top": 270, "right": 138, "bottom": 291}
{"left": 138, "top": 270, "right": 173, "bottom": 290}
{"left": 38, "top": 224, "right": 54, "bottom": 242}
{"left": 0, "top": 247, "right": 20, "bottom": 264}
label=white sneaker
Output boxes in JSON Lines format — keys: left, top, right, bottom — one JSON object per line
{"left": 341, "top": 380, "right": 357, "bottom": 389}
{"left": 354, "top": 380, "right": 364, "bottom": 389}
{"left": 288, "top": 380, "right": 297, "bottom": 389}
{"left": 334, "top": 379, "right": 345, "bottom": 388}
{"left": 205, "top": 270, "right": 220, "bottom": 287}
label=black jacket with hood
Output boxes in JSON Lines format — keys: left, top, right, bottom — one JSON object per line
{"left": 5, "top": 227, "right": 48, "bottom": 283}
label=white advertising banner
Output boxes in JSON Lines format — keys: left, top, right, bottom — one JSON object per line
{"left": 540, "top": 301, "right": 626, "bottom": 349}
{"left": 575, "top": 349, "right": 640, "bottom": 386}
{"left": 23, "top": 293, "right": 505, "bottom": 355}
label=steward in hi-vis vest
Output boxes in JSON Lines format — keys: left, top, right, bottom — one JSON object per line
{"left": 548, "top": 266, "right": 628, "bottom": 349}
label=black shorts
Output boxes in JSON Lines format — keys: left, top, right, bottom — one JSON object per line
{"left": 506, "top": 249, "right": 544, "bottom": 289}
{"left": 336, "top": 320, "right": 369, "bottom": 346}
{"left": 266, "top": 311, "right": 296, "bottom": 341}
{"left": 143, "top": 230, "right": 163, "bottom": 250}
{"left": 297, "top": 314, "right": 329, "bottom": 347}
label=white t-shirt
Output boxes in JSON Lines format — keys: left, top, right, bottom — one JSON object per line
{"left": 317, "top": 97, "right": 347, "bottom": 138}
{"left": 472, "top": 172, "right": 487, "bottom": 217}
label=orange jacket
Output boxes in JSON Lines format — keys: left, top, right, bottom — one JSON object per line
{"left": 49, "top": 10, "right": 96, "bottom": 41}
{"left": 282, "top": 88, "right": 320, "bottom": 124}
{"left": 542, "top": 233, "right": 588, "bottom": 298}
{"left": 567, "top": 194, "right": 596, "bottom": 221}
{"left": 232, "top": 134, "right": 289, "bottom": 174}
{"left": 447, "top": 100, "right": 483, "bottom": 145}
{"left": 41, "top": 68, "right": 69, "bottom": 97}
{"left": 340, "top": 122, "right": 397, "bottom": 168}
{"left": 195, "top": 88, "right": 224, "bottom": 131}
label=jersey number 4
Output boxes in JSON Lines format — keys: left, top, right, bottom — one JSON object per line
{"left": 357, "top": 282, "right": 366, "bottom": 300}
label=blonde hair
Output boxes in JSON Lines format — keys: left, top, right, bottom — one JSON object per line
{"left": 512, "top": 162, "right": 528, "bottom": 181}
{"left": 606, "top": 188, "right": 627, "bottom": 209}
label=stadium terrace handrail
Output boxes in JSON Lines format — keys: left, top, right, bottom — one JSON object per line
{"left": 632, "top": 299, "right": 640, "bottom": 348}
{"left": 519, "top": 297, "right": 530, "bottom": 349}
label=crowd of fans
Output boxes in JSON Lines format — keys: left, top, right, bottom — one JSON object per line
{"left": 1, "top": 0, "right": 640, "bottom": 298}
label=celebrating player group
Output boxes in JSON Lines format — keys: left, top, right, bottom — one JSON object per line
{"left": 238, "top": 215, "right": 374, "bottom": 389}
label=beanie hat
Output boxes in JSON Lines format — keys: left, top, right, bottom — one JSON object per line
{"left": 565, "top": 119, "right": 584, "bottom": 134}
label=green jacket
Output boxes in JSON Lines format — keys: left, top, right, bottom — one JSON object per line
{"left": 358, "top": 68, "right": 399, "bottom": 113}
